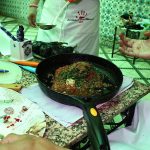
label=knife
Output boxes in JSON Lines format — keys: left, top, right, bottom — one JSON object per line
{"left": 10, "top": 60, "right": 39, "bottom": 67}
{"left": 19, "top": 65, "right": 36, "bottom": 73}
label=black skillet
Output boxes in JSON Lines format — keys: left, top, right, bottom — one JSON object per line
{"left": 36, "top": 53, "right": 123, "bottom": 150}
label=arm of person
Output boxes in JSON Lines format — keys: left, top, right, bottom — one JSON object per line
{"left": 30, "top": 0, "right": 40, "bottom": 5}
{"left": 28, "top": 0, "right": 40, "bottom": 27}
{"left": 0, "top": 134, "right": 70, "bottom": 150}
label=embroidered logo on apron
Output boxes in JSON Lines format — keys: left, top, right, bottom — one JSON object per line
{"left": 67, "top": 10, "right": 94, "bottom": 23}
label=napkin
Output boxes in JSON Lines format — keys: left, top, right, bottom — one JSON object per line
{"left": 21, "top": 85, "right": 82, "bottom": 127}
{"left": 113, "top": 76, "right": 133, "bottom": 97}
{"left": 21, "top": 76, "right": 133, "bottom": 127}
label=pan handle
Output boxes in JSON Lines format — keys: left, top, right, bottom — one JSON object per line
{"left": 82, "top": 102, "right": 110, "bottom": 150}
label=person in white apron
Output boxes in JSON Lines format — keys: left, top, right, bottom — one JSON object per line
{"left": 28, "top": 0, "right": 100, "bottom": 56}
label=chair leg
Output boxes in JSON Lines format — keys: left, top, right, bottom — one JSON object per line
{"left": 133, "top": 57, "right": 137, "bottom": 64}
{"left": 112, "top": 27, "right": 117, "bottom": 58}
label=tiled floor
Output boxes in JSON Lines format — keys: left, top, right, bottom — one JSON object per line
{"left": 100, "top": 46, "right": 150, "bottom": 100}
{"left": 1, "top": 15, "right": 150, "bottom": 100}
{"left": 99, "top": 46, "right": 150, "bottom": 85}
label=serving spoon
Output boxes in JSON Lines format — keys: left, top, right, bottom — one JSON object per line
{"left": 36, "top": 23, "right": 56, "bottom": 30}
{"left": 36, "top": 1, "right": 70, "bottom": 30}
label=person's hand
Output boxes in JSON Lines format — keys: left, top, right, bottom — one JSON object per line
{"left": 119, "top": 33, "right": 150, "bottom": 59}
{"left": 0, "top": 133, "right": 69, "bottom": 150}
{"left": 0, "top": 134, "right": 38, "bottom": 150}
{"left": 27, "top": 7, "right": 38, "bottom": 27}
{"left": 144, "top": 31, "right": 150, "bottom": 37}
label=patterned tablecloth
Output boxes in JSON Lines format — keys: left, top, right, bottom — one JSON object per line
{"left": 17, "top": 68, "right": 150, "bottom": 148}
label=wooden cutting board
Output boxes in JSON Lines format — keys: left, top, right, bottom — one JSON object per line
{"left": 0, "top": 84, "right": 22, "bottom": 92}
{"left": 0, "top": 61, "right": 22, "bottom": 84}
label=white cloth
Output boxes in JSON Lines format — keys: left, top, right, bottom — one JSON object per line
{"left": 109, "top": 96, "right": 150, "bottom": 150}
{"left": 21, "top": 76, "right": 133, "bottom": 127}
{"left": 37, "top": 0, "right": 100, "bottom": 56}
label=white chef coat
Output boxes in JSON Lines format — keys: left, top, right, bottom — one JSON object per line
{"left": 37, "top": 0, "right": 100, "bottom": 56}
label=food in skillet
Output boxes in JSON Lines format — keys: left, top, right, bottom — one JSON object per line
{"left": 51, "top": 61, "right": 113, "bottom": 97}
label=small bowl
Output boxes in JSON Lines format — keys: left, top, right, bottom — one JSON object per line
{"left": 36, "top": 23, "right": 56, "bottom": 30}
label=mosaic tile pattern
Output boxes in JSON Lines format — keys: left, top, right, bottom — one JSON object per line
{"left": 100, "top": 0, "right": 150, "bottom": 46}
{"left": 0, "top": 0, "right": 44, "bottom": 24}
